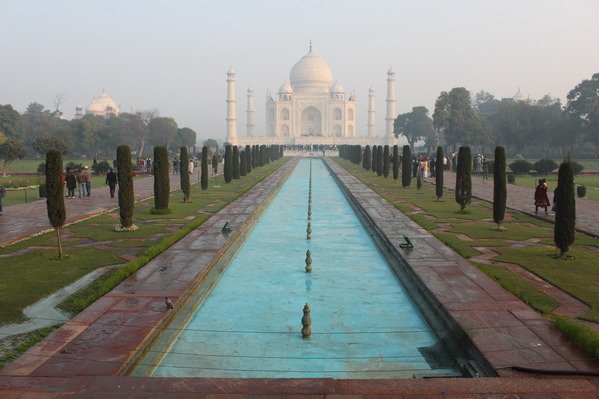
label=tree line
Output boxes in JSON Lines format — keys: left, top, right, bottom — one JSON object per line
{"left": 394, "top": 72, "right": 599, "bottom": 158}
{"left": 0, "top": 102, "right": 197, "bottom": 174}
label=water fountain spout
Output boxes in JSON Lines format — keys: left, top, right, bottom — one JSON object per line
{"left": 301, "top": 303, "right": 312, "bottom": 338}
{"left": 306, "top": 222, "right": 312, "bottom": 239}
{"left": 305, "top": 249, "right": 312, "bottom": 272}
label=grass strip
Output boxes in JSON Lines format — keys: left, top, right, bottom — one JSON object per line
{"left": 58, "top": 215, "right": 209, "bottom": 316}
{"left": 553, "top": 316, "right": 599, "bottom": 359}
{"left": 474, "top": 263, "right": 559, "bottom": 314}
{"left": 0, "top": 325, "right": 59, "bottom": 368}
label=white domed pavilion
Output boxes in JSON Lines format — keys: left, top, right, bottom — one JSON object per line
{"left": 75, "top": 91, "right": 120, "bottom": 119}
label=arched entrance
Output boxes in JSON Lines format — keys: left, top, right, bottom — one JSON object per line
{"left": 301, "top": 106, "right": 322, "bottom": 136}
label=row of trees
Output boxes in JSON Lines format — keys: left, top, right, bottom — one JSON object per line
{"left": 0, "top": 103, "right": 197, "bottom": 175}
{"left": 393, "top": 72, "right": 599, "bottom": 158}
{"left": 339, "top": 143, "right": 576, "bottom": 257}
{"left": 44, "top": 143, "right": 284, "bottom": 258}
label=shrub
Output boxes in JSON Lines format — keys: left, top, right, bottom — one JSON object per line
{"left": 577, "top": 185, "right": 586, "bottom": 198}
{"left": 37, "top": 162, "right": 45, "bottom": 175}
{"left": 532, "top": 159, "right": 558, "bottom": 174}
{"left": 435, "top": 146, "right": 444, "bottom": 200}
{"left": 393, "top": 145, "right": 399, "bottom": 180}
{"left": 65, "top": 161, "right": 83, "bottom": 172}
{"left": 508, "top": 160, "right": 532, "bottom": 174}
{"left": 493, "top": 146, "right": 507, "bottom": 228}
{"left": 507, "top": 173, "right": 516, "bottom": 183}
{"left": 180, "top": 146, "right": 190, "bottom": 202}
{"left": 232, "top": 146, "right": 240, "bottom": 179}
{"left": 402, "top": 145, "right": 411, "bottom": 187}
{"left": 570, "top": 161, "right": 584, "bottom": 175}
{"left": 240, "top": 151, "right": 247, "bottom": 176}
{"left": 455, "top": 146, "right": 472, "bottom": 211}
{"left": 383, "top": 145, "right": 390, "bottom": 178}
{"left": 201, "top": 146, "right": 209, "bottom": 190}
{"left": 363, "top": 145, "right": 371, "bottom": 170}
{"left": 211, "top": 153, "right": 219, "bottom": 175}
{"left": 245, "top": 144, "right": 252, "bottom": 173}
{"left": 45, "top": 149, "right": 66, "bottom": 258}
{"left": 91, "top": 160, "right": 111, "bottom": 175}
{"left": 554, "top": 161, "right": 575, "bottom": 256}
{"left": 153, "top": 146, "right": 170, "bottom": 212}
{"left": 117, "top": 145, "right": 134, "bottom": 228}
{"left": 224, "top": 145, "right": 232, "bottom": 182}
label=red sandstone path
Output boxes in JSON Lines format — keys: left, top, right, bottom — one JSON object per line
{"left": 428, "top": 171, "right": 599, "bottom": 237}
{"left": 0, "top": 171, "right": 212, "bottom": 247}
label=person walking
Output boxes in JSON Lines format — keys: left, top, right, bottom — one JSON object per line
{"left": 534, "top": 178, "right": 550, "bottom": 214}
{"left": 482, "top": 157, "right": 489, "bottom": 180}
{"left": 83, "top": 166, "right": 92, "bottom": 197}
{"left": 77, "top": 168, "right": 87, "bottom": 198}
{"left": 106, "top": 168, "right": 118, "bottom": 198}
{"left": 65, "top": 169, "right": 77, "bottom": 198}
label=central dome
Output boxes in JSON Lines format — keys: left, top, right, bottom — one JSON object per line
{"left": 289, "top": 51, "right": 333, "bottom": 93}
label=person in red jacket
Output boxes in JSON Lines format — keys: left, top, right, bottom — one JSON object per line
{"left": 534, "top": 178, "right": 550, "bottom": 214}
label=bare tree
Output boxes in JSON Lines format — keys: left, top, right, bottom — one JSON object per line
{"left": 53, "top": 93, "right": 66, "bottom": 115}
{"left": 134, "top": 108, "right": 160, "bottom": 158}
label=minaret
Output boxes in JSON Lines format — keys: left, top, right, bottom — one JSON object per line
{"left": 367, "top": 86, "right": 376, "bottom": 137}
{"left": 246, "top": 85, "right": 255, "bottom": 137}
{"left": 385, "top": 67, "right": 396, "bottom": 141}
{"left": 226, "top": 67, "right": 237, "bottom": 144}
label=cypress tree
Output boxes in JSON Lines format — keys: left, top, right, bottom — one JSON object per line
{"left": 417, "top": 174, "right": 422, "bottom": 190}
{"left": 211, "top": 153, "right": 218, "bottom": 175}
{"left": 363, "top": 145, "right": 371, "bottom": 170}
{"left": 245, "top": 144, "right": 252, "bottom": 173}
{"left": 45, "top": 149, "right": 66, "bottom": 259}
{"left": 493, "top": 146, "right": 507, "bottom": 229}
{"left": 393, "top": 145, "right": 399, "bottom": 180}
{"left": 371, "top": 145, "right": 377, "bottom": 173}
{"left": 224, "top": 144, "right": 232, "bottom": 183}
{"left": 376, "top": 146, "right": 383, "bottom": 176}
{"left": 252, "top": 145, "right": 258, "bottom": 168}
{"left": 232, "top": 145, "right": 240, "bottom": 179}
{"left": 402, "top": 145, "right": 411, "bottom": 187}
{"left": 435, "top": 146, "right": 444, "bottom": 201}
{"left": 455, "top": 146, "right": 472, "bottom": 212}
{"left": 201, "top": 146, "right": 209, "bottom": 191}
{"left": 554, "top": 161, "right": 576, "bottom": 257}
{"left": 240, "top": 151, "right": 247, "bottom": 176}
{"left": 153, "top": 145, "right": 170, "bottom": 212}
{"left": 117, "top": 145, "right": 134, "bottom": 228}
{"left": 383, "top": 145, "right": 390, "bottom": 178}
{"left": 179, "top": 146, "right": 190, "bottom": 203}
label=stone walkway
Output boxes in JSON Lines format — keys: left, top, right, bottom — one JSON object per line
{"left": 427, "top": 171, "right": 599, "bottom": 237}
{"left": 0, "top": 169, "right": 218, "bottom": 247}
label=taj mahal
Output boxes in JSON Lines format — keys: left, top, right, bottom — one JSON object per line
{"left": 226, "top": 45, "right": 398, "bottom": 147}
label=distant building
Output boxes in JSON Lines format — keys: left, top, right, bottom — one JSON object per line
{"left": 74, "top": 90, "right": 120, "bottom": 119}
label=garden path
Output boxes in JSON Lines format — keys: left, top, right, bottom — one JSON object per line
{"left": 427, "top": 171, "right": 599, "bottom": 237}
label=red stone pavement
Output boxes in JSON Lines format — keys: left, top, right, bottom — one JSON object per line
{"left": 427, "top": 171, "right": 599, "bottom": 237}
{"left": 1, "top": 159, "right": 598, "bottom": 397}
{"left": 0, "top": 170, "right": 214, "bottom": 247}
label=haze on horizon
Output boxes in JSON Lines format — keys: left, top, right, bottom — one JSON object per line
{"left": 1, "top": 0, "right": 598, "bottom": 144}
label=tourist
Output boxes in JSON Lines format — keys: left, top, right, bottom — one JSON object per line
{"left": 188, "top": 160, "right": 195, "bottom": 175}
{"left": 173, "top": 157, "right": 179, "bottom": 174}
{"left": 83, "top": 166, "right": 92, "bottom": 197}
{"left": 534, "top": 178, "right": 550, "bottom": 214}
{"left": 412, "top": 157, "right": 418, "bottom": 178}
{"left": 0, "top": 184, "right": 5, "bottom": 215}
{"left": 106, "top": 168, "right": 118, "bottom": 198}
{"left": 146, "top": 158, "right": 152, "bottom": 174}
{"left": 77, "top": 168, "right": 87, "bottom": 198}
{"left": 65, "top": 169, "right": 77, "bottom": 198}
{"left": 482, "top": 157, "right": 489, "bottom": 180}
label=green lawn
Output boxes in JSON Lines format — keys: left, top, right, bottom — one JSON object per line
{"left": 506, "top": 174, "right": 599, "bottom": 201}
{"left": 335, "top": 158, "right": 599, "bottom": 324}
{"left": 0, "top": 158, "right": 287, "bottom": 326}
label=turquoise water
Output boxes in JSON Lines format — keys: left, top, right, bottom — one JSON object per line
{"left": 151, "top": 158, "right": 459, "bottom": 378}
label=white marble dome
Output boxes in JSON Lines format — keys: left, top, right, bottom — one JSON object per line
{"left": 279, "top": 82, "right": 293, "bottom": 94}
{"left": 329, "top": 83, "right": 344, "bottom": 93}
{"left": 86, "top": 91, "right": 119, "bottom": 116}
{"left": 290, "top": 50, "right": 333, "bottom": 93}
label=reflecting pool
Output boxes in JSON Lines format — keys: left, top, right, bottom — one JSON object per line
{"left": 150, "top": 158, "right": 459, "bottom": 378}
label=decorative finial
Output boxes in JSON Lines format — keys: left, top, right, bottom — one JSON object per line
{"left": 309, "top": 39, "right": 312, "bottom": 52}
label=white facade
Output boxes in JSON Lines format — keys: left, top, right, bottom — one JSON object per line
{"left": 227, "top": 48, "right": 397, "bottom": 147}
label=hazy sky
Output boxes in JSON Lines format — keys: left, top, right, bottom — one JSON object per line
{"left": 1, "top": 0, "right": 598, "bottom": 143}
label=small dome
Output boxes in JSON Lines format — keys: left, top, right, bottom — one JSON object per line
{"left": 279, "top": 82, "right": 293, "bottom": 94}
{"left": 86, "top": 91, "right": 119, "bottom": 115}
{"left": 290, "top": 50, "right": 333, "bottom": 93}
{"left": 329, "top": 83, "right": 344, "bottom": 94}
